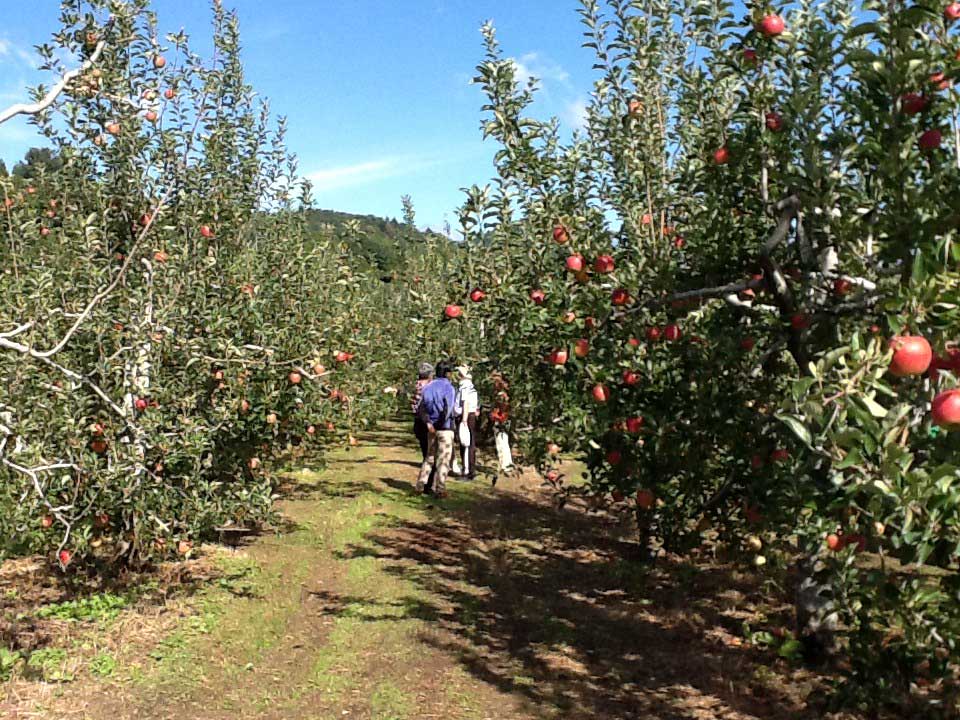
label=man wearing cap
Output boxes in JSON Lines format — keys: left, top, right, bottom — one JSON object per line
{"left": 415, "top": 361, "right": 457, "bottom": 498}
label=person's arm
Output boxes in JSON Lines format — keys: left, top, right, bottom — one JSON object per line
{"left": 417, "top": 392, "right": 433, "bottom": 431}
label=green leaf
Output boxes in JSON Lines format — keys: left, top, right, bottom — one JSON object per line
{"left": 777, "top": 413, "right": 813, "bottom": 446}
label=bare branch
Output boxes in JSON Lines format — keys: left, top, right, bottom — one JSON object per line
{"left": 0, "top": 20, "right": 114, "bottom": 126}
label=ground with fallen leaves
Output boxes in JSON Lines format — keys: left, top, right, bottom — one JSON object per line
{"left": 2, "top": 422, "right": 872, "bottom": 719}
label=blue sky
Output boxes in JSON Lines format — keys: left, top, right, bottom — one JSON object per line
{"left": 0, "top": 1, "right": 745, "bottom": 233}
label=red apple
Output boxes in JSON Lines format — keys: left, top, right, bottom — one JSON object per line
{"left": 673, "top": 236, "right": 685, "bottom": 249}
{"left": 90, "top": 439, "right": 108, "bottom": 454}
{"left": 548, "top": 349, "right": 569, "bottom": 366}
{"left": 930, "top": 72, "right": 952, "bottom": 91}
{"left": 574, "top": 339, "right": 590, "bottom": 358}
{"left": 641, "top": 213, "right": 653, "bottom": 226}
{"left": 888, "top": 336, "right": 932, "bottom": 377}
{"left": 200, "top": 225, "right": 214, "bottom": 238}
{"left": 335, "top": 351, "right": 353, "bottom": 363}
{"left": 901, "top": 93, "right": 929, "bottom": 115}
{"left": 153, "top": 55, "right": 166, "bottom": 69}
{"left": 932, "top": 388, "right": 960, "bottom": 429}
{"left": 741, "top": 337, "right": 756, "bottom": 351}
{"left": 40, "top": 227, "right": 51, "bottom": 237}
{"left": 628, "top": 98, "right": 642, "bottom": 115}
{"left": 95, "top": 512, "right": 110, "bottom": 529}
{"left": 134, "top": 397, "right": 148, "bottom": 411}
{"left": 606, "top": 450, "right": 622, "bottom": 465}
{"left": 289, "top": 371, "right": 302, "bottom": 385}
{"left": 636, "top": 489, "right": 655, "bottom": 509}
{"left": 106, "top": 122, "right": 120, "bottom": 135}
{"left": 627, "top": 337, "right": 640, "bottom": 347}
{"left": 790, "top": 313, "right": 809, "bottom": 330}
{"left": 611, "top": 489, "right": 625, "bottom": 502}
{"left": 584, "top": 317, "right": 597, "bottom": 331}
{"left": 645, "top": 326, "right": 662, "bottom": 342}
{"left": 592, "top": 384, "right": 610, "bottom": 403}
{"left": 444, "top": 304, "right": 463, "bottom": 319}
{"left": 770, "top": 448, "right": 790, "bottom": 463}
{"left": 712, "top": 146, "right": 730, "bottom": 165}
{"left": 833, "top": 278, "right": 852, "bottom": 296}
{"left": 625, "top": 417, "right": 644, "bottom": 434}
{"left": 594, "top": 255, "right": 615, "bottom": 274}
{"left": 546, "top": 442, "right": 561, "bottom": 455}
{"left": 566, "top": 254, "right": 584, "bottom": 272}
{"left": 757, "top": 14, "right": 786, "bottom": 37}
{"left": 919, "top": 128, "right": 943, "bottom": 151}
{"left": 611, "top": 288, "right": 631, "bottom": 306}
{"left": 750, "top": 454, "right": 764, "bottom": 470}
{"left": 552, "top": 225, "right": 569, "bottom": 244}
{"left": 561, "top": 311, "right": 577, "bottom": 324}
{"left": 826, "top": 533, "right": 843, "bottom": 552}
{"left": 41, "top": 515, "right": 54, "bottom": 529}
{"left": 530, "top": 289, "right": 546, "bottom": 305}
{"left": 765, "top": 111, "right": 784, "bottom": 132}
{"left": 743, "top": 48, "right": 759, "bottom": 64}
{"left": 145, "top": 110, "right": 158, "bottom": 123}
{"left": 622, "top": 369, "right": 640, "bottom": 386}
{"left": 58, "top": 550, "right": 72, "bottom": 566}
{"left": 164, "top": 87, "right": 175, "bottom": 100}
{"left": 664, "top": 324, "right": 682, "bottom": 342}
{"left": 306, "top": 424, "right": 316, "bottom": 435}
{"left": 470, "top": 288, "right": 485, "bottom": 302}
{"left": 947, "top": 2, "right": 960, "bottom": 21}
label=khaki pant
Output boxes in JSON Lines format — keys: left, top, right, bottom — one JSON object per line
{"left": 417, "top": 430, "right": 454, "bottom": 494}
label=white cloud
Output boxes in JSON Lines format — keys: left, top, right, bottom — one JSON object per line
{"left": 306, "top": 157, "right": 424, "bottom": 192}
{"left": 0, "top": 37, "right": 38, "bottom": 69}
{"left": 563, "top": 98, "right": 589, "bottom": 130}
{"left": 510, "top": 52, "right": 570, "bottom": 90}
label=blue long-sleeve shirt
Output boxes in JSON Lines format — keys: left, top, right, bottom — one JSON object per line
{"left": 417, "top": 377, "right": 457, "bottom": 431}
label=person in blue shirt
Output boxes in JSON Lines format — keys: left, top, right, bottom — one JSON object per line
{"left": 415, "top": 360, "right": 457, "bottom": 498}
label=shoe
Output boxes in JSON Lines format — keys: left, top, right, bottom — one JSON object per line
{"left": 434, "top": 490, "right": 449, "bottom": 499}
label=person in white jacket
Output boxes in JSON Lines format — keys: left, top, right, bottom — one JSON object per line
{"left": 453, "top": 365, "right": 479, "bottom": 480}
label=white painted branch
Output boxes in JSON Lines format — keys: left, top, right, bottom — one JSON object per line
{"left": 0, "top": 22, "right": 112, "bottom": 126}
{"left": 0, "top": 322, "right": 34, "bottom": 339}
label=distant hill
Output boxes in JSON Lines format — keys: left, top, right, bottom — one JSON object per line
{"left": 304, "top": 209, "right": 448, "bottom": 272}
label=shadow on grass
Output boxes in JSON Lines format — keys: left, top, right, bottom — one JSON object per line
{"left": 317, "top": 474, "right": 816, "bottom": 719}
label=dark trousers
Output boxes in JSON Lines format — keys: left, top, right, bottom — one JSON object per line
{"left": 464, "top": 414, "right": 477, "bottom": 477}
{"left": 413, "top": 417, "right": 435, "bottom": 489}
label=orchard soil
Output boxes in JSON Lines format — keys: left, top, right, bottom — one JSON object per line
{"left": 1, "top": 421, "right": 866, "bottom": 719}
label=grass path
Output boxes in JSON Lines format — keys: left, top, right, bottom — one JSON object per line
{"left": 7, "top": 421, "right": 837, "bottom": 720}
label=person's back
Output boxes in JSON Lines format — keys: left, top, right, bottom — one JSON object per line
{"left": 415, "top": 362, "right": 458, "bottom": 497}
{"left": 419, "top": 376, "right": 457, "bottom": 430}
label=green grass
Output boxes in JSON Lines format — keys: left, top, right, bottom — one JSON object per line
{"left": 25, "top": 648, "right": 73, "bottom": 682}
{"left": 35, "top": 592, "right": 129, "bottom": 623}
{"left": 31, "top": 426, "right": 515, "bottom": 718}
{"left": 371, "top": 680, "right": 413, "bottom": 719}
{"left": 89, "top": 652, "right": 118, "bottom": 678}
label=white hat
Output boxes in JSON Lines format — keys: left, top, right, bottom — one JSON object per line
{"left": 455, "top": 365, "right": 472, "bottom": 378}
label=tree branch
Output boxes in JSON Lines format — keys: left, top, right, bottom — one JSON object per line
{"left": 0, "top": 20, "right": 115, "bottom": 126}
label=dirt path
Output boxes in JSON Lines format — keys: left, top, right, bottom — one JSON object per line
{"left": 3, "top": 422, "right": 839, "bottom": 720}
